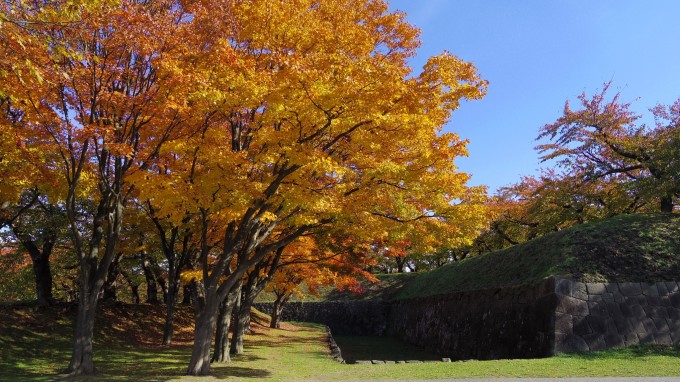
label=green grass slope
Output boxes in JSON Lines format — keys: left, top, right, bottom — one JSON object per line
{"left": 397, "top": 213, "right": 680, "bottom": 300}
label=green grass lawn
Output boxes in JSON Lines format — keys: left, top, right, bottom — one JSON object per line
{"left": 2, "top": 306, "right": 680, "bottom": 381}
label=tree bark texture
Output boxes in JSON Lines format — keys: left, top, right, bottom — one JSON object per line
{"left": 270, "top": 294, "right": 290, "bottom": 329}
{"left": 31, "top": 249, "right": 54, "bottom": 306}
{"left": 67, "top": 258, "right": 100, "bottom": 375}
{"left": 142, "top": 257, "right": 159, "bottom": 304}
{"left": 186, "top": 292, "right": 220, "bottom": 376}
{"left": 212, "top": 282, "right": 241, "bottom": 363}
{"left": 661, "top": 194, "right": 674, "bottom": 213}
{"left": 162, "top": 281, "right": 179, "bottom": 345}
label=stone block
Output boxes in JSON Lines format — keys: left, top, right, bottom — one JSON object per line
{"left": 588, "top": 301, "right": 608, "bottom": 317}
{"left": 658, "top": 282, "right": 669, "bottom": 297}
{"left": 587, "top": 283, "right": 606, "bottom": 295}
{"left": 646, "top": 296, "right": 661, "bottom": 307}
{"left": 605, "top": 301, "right": 623, "bottom": 317}
{"left": 441, "top": 358, "right": 451, "bottom": 362}
{"left": 670, "top": 293, "right": 680, "bottom": 308}
{"left": 606, "top": 318, "right": 619, "bottom": 335}
{"left": 652, "top": 306, "right": 670, "bottom": 320}
{"left": 586, "top": 315, "right": 608, "bottom": 333}
{"left": 620, "top": 283, "right": 642, "bottom": 297}
{"left": 669, "top": 308, "right": 680, "bottom": 321}
{"left": 605, "top": 283, "right": 620, "bottom": 294}
{"left": 556, "top": 279, "right": 572, "bottom": 296}
{"left": 614, "top": 293, "right": 626, "bottom": 303}
{"left": 642, "top": 282, "right": 660, "bottom": 297}
{"left": 666, "top": 281, "right": 679, "bottom": 294}
{"left": 405, "top": 360, "right": 422, "bottom": 363}
{"left": 631, "top": 304, "right": 647, "bottom": 321}
{"left": 604, "top": 333, "right": 625, "bottom": 348}
{"left": 612, "top": 315, "right": 632, "bottom": 334}
{"left": 619, "top": 302, "right": 633, "bottom": 318}
{"left": 572, "top": 282, "right": 589, "bottom": 300}
{"left": 589, "top": 295, "right": 603, "bottom": 302}
{"left": 602, "top": 293, "right": 615, "bottom": 302}
{"left": 573, "top": 316, "right": 592, "bottom": 336}
{"left": 555, "top": 313, "right": 574, "bottom": 334}
{"left": 624, "top": 333, "right": 640, "bottom": 346}
{"left": 355, "top": 360, "right": 372, "bottom": 364}
{"left": 385, "top": 361, "right": 396, "bottom": 364}
{"left": 371, "top": 360, "right": 385, "bottom": 364}
{"left": 555, "top": 333, "right": 589, "bottom": 353}
{"left": 642, "top": 318, "right": 657, "bottom": 333}
{"left": 661, "top": 296, "right": 672, "bottom": 307}
{"left": 583, "top": 333, "right": 607, "bottom": 351}
{"left": 630, "top": 320, "right": 647, "bottom": 336}
{"left": 654, "top": 333, "right": 673, "bottom": 345}
{"left": 557, "top": 295, "right": 589, "bottom": 316}
{"left": 639, "top": 332, "right": 656, "bottom": 345}
{"left": 652, "top": 316, "right": 670, "bottom": 333}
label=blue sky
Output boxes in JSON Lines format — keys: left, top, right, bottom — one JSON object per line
{"left": 389, "top": 1, "right": 680, "bottom": 193}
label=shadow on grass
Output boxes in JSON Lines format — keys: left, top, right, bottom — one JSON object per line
{"left": 210, "top": 365, "right": 271, "bottom": 379}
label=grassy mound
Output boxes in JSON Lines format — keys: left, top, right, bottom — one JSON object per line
{"left": 397, "top": 213, "right": 680, "bottom": 300}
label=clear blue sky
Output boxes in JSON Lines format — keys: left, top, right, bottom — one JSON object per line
{"left": 389, "top": 0, "right": 680, "bottom": 193}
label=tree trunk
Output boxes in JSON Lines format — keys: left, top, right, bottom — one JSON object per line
{"left": 162, "top": 280, "right": 179, "bottom": 345}
{"left": 212, "top": 282, "right": 241, "bottom": 363}
{"left": 67, "top": 260, "right": 99, "bottom": 375}
{"left": 186, "top": 292, "right": 220, "bottom": 376}
{"left": 142, "top": 257, "right": 159, "bottom": 304}
{"left": 32, "top": 251, "right": 54, "bottom": 306}
{"left": 231, "top": 277, "right": 265, "bottom": 355}
{"left": 270, "top": 294, "right": 289, "bottom": 329}
{"left": 130, "top": 285, "right": 140, "bottom": 304}
{"left": 158, "top": 277, "right": 169, "bottom": 304}
{"left": 395, "top": 256, "right": 405, "bottom": 273}
{"left": 230, "top": 285, "right": 247, "bottom": 355}
{"left": 661, "top": 194, "right": 674, "bottom": 213}
{"left": 102, "top": 255, "right": 121, "bottom": 302}
{"left": 121, "top": 269, "right": 140, "bottom": 304}
{"left": 190, "top": 279, "right": 205, "bottom": 310}
{"left": 17, "top": 233, "right": 55, "bottom": 306}
{"left": 182, "top": 285, "right": 192, "bottom": 305}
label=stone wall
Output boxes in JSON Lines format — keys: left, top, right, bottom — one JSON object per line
{"left": 386, "top": 278, "right": 557, "bottom": 360}
{"left": 554, "top": 278, "right": 680, "bottom": 353}
{"left": 254, "top": 301, "right": 390, "bottom": 336}
{"left": 256, "top": 278, "right": 680, "bottom": 360}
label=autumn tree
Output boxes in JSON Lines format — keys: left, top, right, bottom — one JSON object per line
{"left": 537, "top": 83, "right": 680, "bottom": 213}
{"left": 124, "top": 0, "right": 488, "bottom": 376}
{"left": 0, "top": 0, "right": 204, "bottom": 374}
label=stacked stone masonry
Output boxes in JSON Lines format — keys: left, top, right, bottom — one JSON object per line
{"left": 256, "top": 277, "right": 680, "bottom": 360}
{"left": 554, "top": 278, "right": 680, "bottom": 353}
